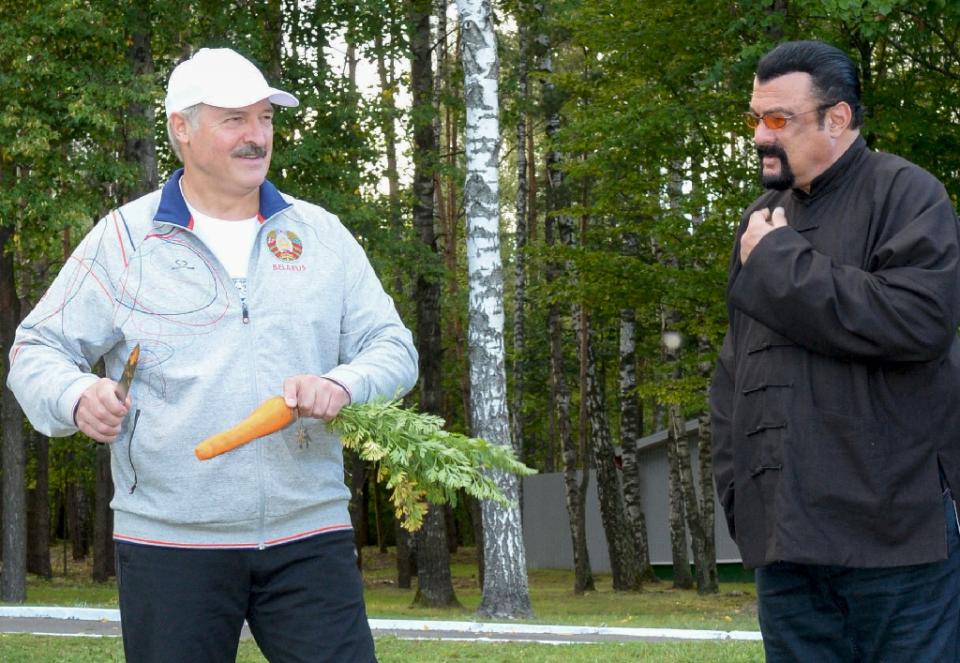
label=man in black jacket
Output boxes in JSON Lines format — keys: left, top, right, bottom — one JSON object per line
{"left": 711, "top": 40, "right": 960, "bottom": 661}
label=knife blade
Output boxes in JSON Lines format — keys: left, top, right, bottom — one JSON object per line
{"left": 115, "top": 343, "right": 140, "bottom": 401}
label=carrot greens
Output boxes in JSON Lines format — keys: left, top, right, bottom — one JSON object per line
{"left": 329, "top": 400, "right": 535, "bottom": 531}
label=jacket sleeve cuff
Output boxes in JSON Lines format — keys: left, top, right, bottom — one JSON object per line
{"left": 322, "top": 366, "right": 365, "bottom": 404}
{"left": 58, "top": 375, "right": 100, "bottom": 432}
{"left": 320, "top": 376, "right": 353, "bottom": 405}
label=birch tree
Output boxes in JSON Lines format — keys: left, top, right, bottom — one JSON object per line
{"left": 618, "top": 306, "right": 657, "bottom": 583}
{"left": 582, "top": 316, "right": 642, "bottom": 591}
{"left": 697, "top": 337, "right": 719, "bottom": 594}
{"left": 456, "top": 0, "right": 532, "bottom": 618}
{"left": 550, "top": 220, "right": 592, "bottom": 594}
{"left": 535, "top": 1, "right": 593, "bottom": 594}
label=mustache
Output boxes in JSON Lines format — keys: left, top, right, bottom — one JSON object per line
{"left": 232, "top": 144, "right": 268, "bottom": 158}
{"left": 756, "top": 144, "right": 788, "bottom": 161}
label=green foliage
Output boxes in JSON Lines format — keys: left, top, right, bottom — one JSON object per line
{"left": 510, "top": 0, "right": 758, "bottom": 428}
{"left": 502, "top": 0, "right": 960, "bottom": 447}
{"left": 329, "top": 401, "right": 536, "bottom": 531}
{"left": 0, "top": 0, "right": 145, "bottom": 287}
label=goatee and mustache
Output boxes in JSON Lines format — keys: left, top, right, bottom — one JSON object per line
{"left": 757, "top": 144, "right": 794, "bottom": 191}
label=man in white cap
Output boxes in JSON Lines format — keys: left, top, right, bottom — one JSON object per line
{"left": 8, "top": 47, "right": 417, "bottom": 662}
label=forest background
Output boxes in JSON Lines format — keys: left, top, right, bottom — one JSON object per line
{"left": 1, "top": 0, "right": 958, "bottom": 618}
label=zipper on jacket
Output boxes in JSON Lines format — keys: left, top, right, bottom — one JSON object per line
{"left": 242, "top": 211, "right": 284, "bottom": 548}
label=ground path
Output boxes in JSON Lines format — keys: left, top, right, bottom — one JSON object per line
{"left": 0, "top": 606, "right": 762, "bottom": 644}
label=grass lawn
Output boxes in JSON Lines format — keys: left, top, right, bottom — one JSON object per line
{"left": 3, "top": 544, "right": 763, "bottom": 662}
{"left": 361, "top": 548, "right": 759, "bottom": 631}
{"left": 0, "top": 634, "right": 765, "bottom": 662}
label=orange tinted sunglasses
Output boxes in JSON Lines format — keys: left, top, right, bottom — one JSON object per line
{"left": 744, "top": 105, "right": 829, "bottom": 130}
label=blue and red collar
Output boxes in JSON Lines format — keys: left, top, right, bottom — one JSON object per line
{"left": 154, "top": 168, "right": 292, "bottom": 229}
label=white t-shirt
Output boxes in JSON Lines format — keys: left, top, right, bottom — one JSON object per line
{"left": 181, "top": 184, "right": 259, "bottom": 300}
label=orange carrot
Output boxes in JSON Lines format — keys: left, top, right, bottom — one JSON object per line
{"left": 194, "top": 396, "right": 295, "bottom": 460}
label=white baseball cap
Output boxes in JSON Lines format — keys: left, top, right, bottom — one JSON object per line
{"left": 164, "top": 47, "right": 298, "bottom": 116}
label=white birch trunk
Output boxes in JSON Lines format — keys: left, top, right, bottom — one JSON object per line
{"left": 457, "top": 0, "right": 532, "bottom": 619}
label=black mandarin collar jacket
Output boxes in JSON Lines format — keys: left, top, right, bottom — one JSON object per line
{"left": 711, "top": 135, "right": 960, "bottom": 568}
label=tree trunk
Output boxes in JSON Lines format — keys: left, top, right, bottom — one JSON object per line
{"left": 346, "top": 449, "right": 367, "bottom": 569}
{"left": 510, "top": 5, "right": 530, "bottom": 462}
{"left": 434, "top": 10, "right": 471, "bottom": 432}
{"left": 539, "top": 3, "right": 592, "bottom": 593}
{"left": 697, "top": 410, "right": 719, "bottom": 593}
{"left": 0, "top": 224, "right": 26, "bottom": 602}
{"left": 1, "top": 385, "right": 26, "bottom": 602}
{"left": 67, "top": 480, "right": 89, "bottom": 561}
{"left": 26, "top": 431, "right": 51, "bottom": 579}
{"left": 552, "top": 303, "right": 593, "bottom": 594}
{"left": 445, "top": 503, "right": 459, "bottom": 553}
{"left": 395, "top": 519, "right": 415, "bottom": 589}
{"left": 92, "top": 445, "right": 114, "bottom": 582}
{"left": 671, "top": 404, "right": 711, "bottom": 589}
{"left": 374, "top": 30, "right": 403, "bottom": 298}
{"left": 432, "top": 7, "right": 451, "bottom": 200}
{"left": 466, "top": 495, "right": 484, "bottom": 588}
{"left": 618, "top": 308, "right": 657, "bottom": 583}
{"left": 376, "top": 38, "right": 401, "bottom": 231}
{"left": 666, "top": 405, "right": 694, "bottom": 589}
{"left": 56, "top": 490, "right": 67, "bottom": 575}
{"left": 660, "top": 157, "right": 696, "bottom": 588}
{"left": 408, "top": 0, "right": 458, "bottom": 609}
{"left": 413, "top": 505, "right": 461, "bottom": 607}
{"left": 582, "top": 314, "right": 641, "bottom": 591}
{"left": 696, "top": 334, "right": 719, "bottom": 593}
{"left": 661, "top": 284, "right": 693, "bottom": 589}
{"left": 263, "top": 0, "right": 284, "bottom": 82}
{"left": 544, "top": 357, "right": 557, "bottom": 475}
{"left": 346, "top": 43, "right": 358, "bottom": 93}
{"left": 122, "top": 0, "right": 157, "bottom": 200}
{"left": 457, "top": 0, "right": 533, "bottom": 619}
{"left": 371, "top": 470, "right": 387, "bottom": 553}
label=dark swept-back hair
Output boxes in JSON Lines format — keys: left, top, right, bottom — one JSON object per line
{"left": 757, "top": 40, "right": 865, "bottom": 129}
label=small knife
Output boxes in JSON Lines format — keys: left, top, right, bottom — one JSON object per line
{"left": 115, "top": 343, "right": 141, "bottom": 401}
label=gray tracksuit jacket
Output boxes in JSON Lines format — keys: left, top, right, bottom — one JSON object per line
{"left": 8, "top": 170, "right": 418, "bottom": 548}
